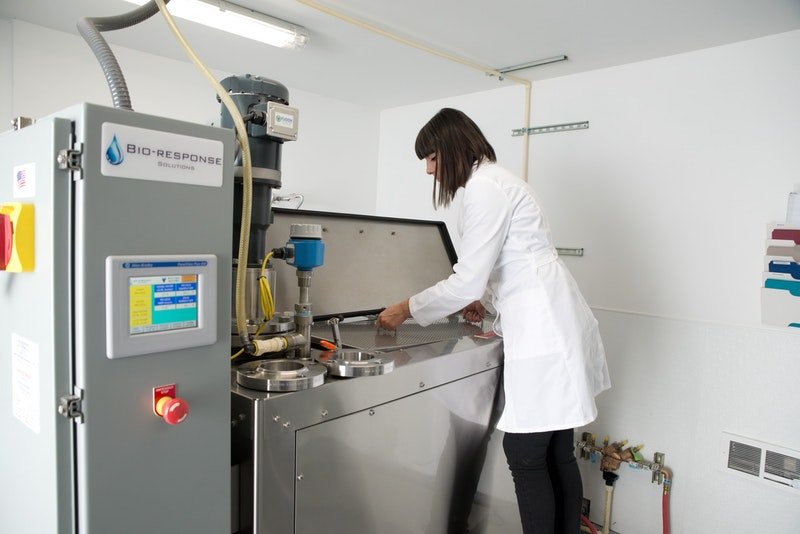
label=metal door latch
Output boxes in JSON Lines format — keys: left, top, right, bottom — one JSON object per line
{"left": 58, "top": 389, "right": 85, "bottom": 423}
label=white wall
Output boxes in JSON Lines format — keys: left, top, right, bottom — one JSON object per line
{"left": 3, "top": 20, "right": 379, "bottom": 215}
{"left": 0, "top": 20, "right": 13, "bottom": 129}
{"left": 377, "top": 30, "right": 800, "bottom": 533}
{"left": 284, "top": 87, "right": 379, "bottom": 213}
{"left": 530, "top": 30, "right": 800, "bottom": 326}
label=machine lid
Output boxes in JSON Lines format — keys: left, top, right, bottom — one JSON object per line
{"left": 316, "top": 349, "right": 395, "bottom": 378}
{"left": 267, "top": 209, "right": 457, "bottom": 320}
{"left": 236, "top": 359, "right": 327, "bottom": 392}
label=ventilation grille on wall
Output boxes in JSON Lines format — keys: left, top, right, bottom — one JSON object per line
{"left": 721, "top": 432, "right": 800, "bottom": 493}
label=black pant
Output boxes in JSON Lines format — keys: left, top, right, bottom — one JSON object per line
{"left": 503, "top": 429, "right": 582, "bottom": 534}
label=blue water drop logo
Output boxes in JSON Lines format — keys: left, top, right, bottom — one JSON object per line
{"left": 106, "top": 134, "right": 124, "bottom": 165}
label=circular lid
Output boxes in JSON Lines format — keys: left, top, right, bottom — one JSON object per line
{"left": 236, "top": 359, "right": 327, "bottom": 392}
{"left": 289, "top": 223, "right": 323, "bottom": 239}
{"left": 316, "top": 349, "right": 395, "bottom": 378}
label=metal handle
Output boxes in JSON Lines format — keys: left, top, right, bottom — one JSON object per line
{"left": 327, "top": 317, "right": 342, "bottom": 349}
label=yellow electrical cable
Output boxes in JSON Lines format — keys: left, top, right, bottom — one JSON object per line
{"left": 231, "top": 252, "right": 275, "bottom": 361}
{"left": 153, "top": 0, "right": 254, "bottom": 348}
{"left": 258, "top": 252, "right": 275, "bottom": 322}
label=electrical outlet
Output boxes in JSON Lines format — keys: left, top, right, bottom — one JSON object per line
{"left": 581, "top": 497, "right": 591, "bottom": 517}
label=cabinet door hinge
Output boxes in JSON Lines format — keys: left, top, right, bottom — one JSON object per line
{"left": 57, "top": 142, "right": 83, "bottom": 179}
{"left": 58, "top": 387, "right": 85, "bottom": 424}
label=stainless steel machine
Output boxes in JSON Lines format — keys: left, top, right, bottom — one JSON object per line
{"left": 230, "top": 210, "right": 505, "bottom": 534}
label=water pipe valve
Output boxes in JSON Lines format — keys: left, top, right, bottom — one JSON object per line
{"left": 600, "top": 439, "right": 628, "bottom": 472}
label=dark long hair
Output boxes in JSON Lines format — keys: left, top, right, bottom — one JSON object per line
{"left": 415, "top": 108, "right": 496, "bottom": 208}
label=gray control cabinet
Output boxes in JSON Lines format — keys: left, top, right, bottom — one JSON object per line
{"left": 0, "top": 104, "right": 233, "bottom": 533}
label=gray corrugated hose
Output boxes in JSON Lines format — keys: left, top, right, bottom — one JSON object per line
{"left": 77, "top": 0, "right": 170, "bottom": 110}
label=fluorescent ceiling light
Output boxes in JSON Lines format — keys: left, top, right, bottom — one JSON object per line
{"left": 124, "top": 0, "right": 309, "bottom": 49}
{"left": 498, "top": 55, "right": 568, "bottom": 74}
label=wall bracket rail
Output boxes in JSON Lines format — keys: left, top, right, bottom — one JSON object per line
{"left": 513, "top": 121, "right": 589, "bottom": 137}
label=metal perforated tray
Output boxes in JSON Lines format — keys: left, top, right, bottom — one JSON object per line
{"left": 310, "top": 317, "right": 485, "bottom": 352}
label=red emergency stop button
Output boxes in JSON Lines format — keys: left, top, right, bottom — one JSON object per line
{"left": 155, "top": 396, "right": 189, "bottom": 425}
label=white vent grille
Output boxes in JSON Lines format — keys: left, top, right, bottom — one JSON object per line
{"left": 728, "top": 441, "right": 761, "bottom": 476}
{"left": 721, "top": 433, "right": 800, "bottom": 493}
{"left": 765, "top": 451, "right": 800, "bottom": 486}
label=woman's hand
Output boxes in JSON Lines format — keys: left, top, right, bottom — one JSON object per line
{"left": 462, "top": 300, "right": 486, "bottom": 324}
{"left": 376, "top": 299, "right": 411, "bottom": 331}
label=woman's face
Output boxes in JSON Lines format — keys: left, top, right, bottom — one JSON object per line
{"left": 424, "top": 153, "right": 437, "bottom": 179}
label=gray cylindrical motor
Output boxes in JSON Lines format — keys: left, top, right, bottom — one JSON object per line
{"left": 220, "top": 74, "right": 293, "bottom": 264}
{"left": 222, "top": 74, "right": 299, "bottom": 335}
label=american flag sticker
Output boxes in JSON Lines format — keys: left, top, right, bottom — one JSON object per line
{"left": 12, "top": 163, "right": 36, "bottom": 198}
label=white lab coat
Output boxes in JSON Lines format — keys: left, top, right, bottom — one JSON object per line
{"left": 409, "top": 162, "right": 610, "bottom": 433}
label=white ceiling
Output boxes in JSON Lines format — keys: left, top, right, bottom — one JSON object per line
{"left": 2, "top": 0, "right": 800, "bottom": 109}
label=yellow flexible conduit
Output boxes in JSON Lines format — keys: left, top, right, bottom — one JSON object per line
{"left": 154, "top": 0, "right": 254, "bottom": 346}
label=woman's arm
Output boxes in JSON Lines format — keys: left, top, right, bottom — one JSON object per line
{"left": 378, "top": 176, "right": 511, "bottom": 329}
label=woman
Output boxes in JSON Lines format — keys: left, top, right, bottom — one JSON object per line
{"left": 377, "top": 108, "right": 610, "bottom": 534}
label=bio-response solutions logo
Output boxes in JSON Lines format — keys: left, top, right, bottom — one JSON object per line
{"left": 106, "top": 134, "right": 124, "bottom": 165}
{"left": 101, "top": 123, "right": 224, "bottom": 187}
{"left": 107, "top": 135, "right": 223, "bottom": 171}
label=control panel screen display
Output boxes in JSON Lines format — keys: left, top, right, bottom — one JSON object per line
{"left": 129, "top": 274, "right": 198, "bottom": 335}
